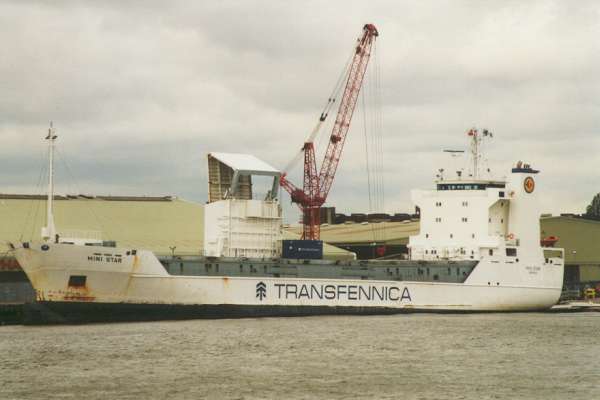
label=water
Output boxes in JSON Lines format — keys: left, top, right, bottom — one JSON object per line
{"left": 1, "top": 313, "right": 599, "bottom": 399}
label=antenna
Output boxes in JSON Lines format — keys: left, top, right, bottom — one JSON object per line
{"left": 438, "top": 168, "right": 445, "bottom": 180}
{"left": 443, "top": 150, "right": 465, "bottom": 154}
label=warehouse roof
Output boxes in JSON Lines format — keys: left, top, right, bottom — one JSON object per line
{"left": 0, "top": 195, "right": 352, "bottom": 259}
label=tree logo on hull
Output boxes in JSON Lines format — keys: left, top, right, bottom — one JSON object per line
{"left": 256, "top": 281, "right": 267, "bottom": 301}
{"left": 524, "top": 176, "right": 535, "bottom": 193}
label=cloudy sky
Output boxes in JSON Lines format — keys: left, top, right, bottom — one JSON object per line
{"left": 1, "top": 1, "right": 599, "bottom": 222}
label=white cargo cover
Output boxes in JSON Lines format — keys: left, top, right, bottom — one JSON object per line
{"left": 208, "top": 152, "right": 280, "bottom": 176}
{"left": 207, "top": 152, "right": 281, "bottom": 203}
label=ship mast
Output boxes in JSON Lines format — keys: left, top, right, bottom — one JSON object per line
{"left": 42, "top": 122, "right": 57, "bottom": 243}
{"left": 467, "top": 128, "right": 492, "bottom": 179}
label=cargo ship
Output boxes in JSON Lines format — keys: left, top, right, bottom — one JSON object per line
{"left": 10, "top": 127, "right": 564, "bottom": 323}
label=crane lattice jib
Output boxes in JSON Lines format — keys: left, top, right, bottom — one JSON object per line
{"left": 279, "top": 23, "right": 378, "bottom": 240}
{"left": 302, "top": 142, "right": 320, "bottom": 239}
{"left": 317, "top": 24, "right": 378, "bottom": 203}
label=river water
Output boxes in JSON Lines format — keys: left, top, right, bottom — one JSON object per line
{"left": 1, "top": 313, "right": 599, "bottom": 399}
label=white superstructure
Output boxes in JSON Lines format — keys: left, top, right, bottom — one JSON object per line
{"left": 410, "top": 166, "right": 544, "bottom": 263}
{"left": 203, "top": 152, "right": 282, "bottom": 258}
{"left": 204, "top": 199, "right": 282, "bottom": 258}
{"left": 409, "top": 130, "right": 563, "bottom": 293}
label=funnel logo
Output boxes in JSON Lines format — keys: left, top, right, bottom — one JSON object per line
{"left": 524, "top": 177, "right": 535, "bottom": 193}
{"left": 256, "top": 281, "right": 267, "bottom": 301}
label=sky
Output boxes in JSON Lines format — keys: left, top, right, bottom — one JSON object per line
{"left": 1, "top": 0, "right": 599, "bottom": 223}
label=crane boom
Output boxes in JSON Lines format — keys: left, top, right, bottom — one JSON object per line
{"left": 280, "top": 24, "right": 379, "bottom": 240}
{"left": 318, "top": 23, "right": 378, "bottom": 201}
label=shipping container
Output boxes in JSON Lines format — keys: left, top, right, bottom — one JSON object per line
{"left": 350, "top": 213, "right": 367, "bottom": 223}
{"left": 282, "top": 240, "right": 323, "bottom": 260}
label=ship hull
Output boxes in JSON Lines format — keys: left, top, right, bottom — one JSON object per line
{"left": 13, "top": 242, "right": 564, "bottom": 324}
{"left": 22, "top": 302, "right": 406, "bottom": 324}
{"left": 22, "top": 297, "right": 557, "bottom": 325}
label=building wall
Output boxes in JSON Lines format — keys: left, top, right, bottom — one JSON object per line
{"left": 579, "top": 265, "right": 600, "bottom": 282}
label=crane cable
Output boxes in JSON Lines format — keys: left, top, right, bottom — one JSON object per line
{"left": 361, "top": 88, "right": 373, "bottom": 215}
{"left": 54, "top": 147, "right": 129, "bottom": 240}
{"left": 282, "top": 42, "right": 358, "bottom": 175}
{"left": 374, "top": 41, "right": 386, "bottom": 246}
{"left": 360, "top": 41, "right": 386, "bottom": 246}
{"left": 19, "top": 146, "right": 47, "bottom": 242}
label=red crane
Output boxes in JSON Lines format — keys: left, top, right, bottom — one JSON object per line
{"left": 280, "top": 24, "right": 379, "bottom": 240}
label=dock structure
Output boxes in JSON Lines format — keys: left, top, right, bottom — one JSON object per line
{"left": 551, "top": 301, "right": 600, "bottom": 312}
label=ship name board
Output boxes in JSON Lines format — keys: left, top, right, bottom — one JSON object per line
{"left": 87, "top": 254, "right": 122, "bottom": 263}
{"left": 272, "top": 283, "right": 411, "bottom": 302}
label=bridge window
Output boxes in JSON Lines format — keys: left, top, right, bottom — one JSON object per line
{"left": 506, "top": 248, "right": 517, "bottom": 257}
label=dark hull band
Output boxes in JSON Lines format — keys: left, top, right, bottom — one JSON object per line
{"left": 22, "top": 302, "right": 403, "bottom": 324}
{"left": 22, "top": 301, "right": 543, "bottom": 325}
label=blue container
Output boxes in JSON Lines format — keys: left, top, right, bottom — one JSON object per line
{"left": 282, "top": 240, "right": 323, "bottom": 260}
